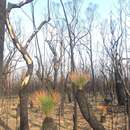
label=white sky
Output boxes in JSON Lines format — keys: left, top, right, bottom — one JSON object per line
{"left": 5, "top": 0, "right": 130, "bottom": 76}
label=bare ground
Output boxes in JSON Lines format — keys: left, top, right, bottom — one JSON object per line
{"left": 0, "top": 97, "right": 128, "bottom": 130}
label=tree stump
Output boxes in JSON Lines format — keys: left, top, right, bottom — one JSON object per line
{"left": 42, "top": 117, "right": 58, "bottom": 130}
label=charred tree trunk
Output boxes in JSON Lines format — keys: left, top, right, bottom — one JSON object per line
{"left": 53, "top": 64, "right": 58, "bottom": 89}
{"left": 60, "top": 1, "right": 76, "bottom": 128}
{"left": 128, "top": 96, "right": 130, "bottom": 130}
{"left": 125, "top": 78, "right": 130, "bottom": 130}
{"left": 19, "top": 90, "right": 29, "bottom": 130}
{"left": 89, "top": 32, "right": 95, "bottom": 94}
{"left": 6, "top": 3, "right": 34, "bottom": 129}
{"left": 0, "top": 0, "right": 6, "bottom": 76}
{"left": 47, "top": 41, "right": 59, "bottom": 90}
{"left": 115, "top": 68, "right": 126, "bottom": 105}
{"left": 42, "top": 117, "right": 58, "bottom": 130}
{"left": 6, "top": 1, "right": 51, "bottom": 130}
{"left": 76, "top": 89, "right": 106, "bottom": 130}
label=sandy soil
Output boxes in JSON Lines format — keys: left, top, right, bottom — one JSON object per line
{"left": 0, "top": 97, "right": 127, "bottom": 130}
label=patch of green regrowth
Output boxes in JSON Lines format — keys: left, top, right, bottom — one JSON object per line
{"left": 39, "top": 95, "right": 55, "bottom": 117}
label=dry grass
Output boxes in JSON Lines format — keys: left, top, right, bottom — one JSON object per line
{"left": 69, "top": 71, "right": 91, "bottom": 89}
{"left": 31, "top": 90, "right": 61, "bottom": 107}
{"left": 0, "top": 95, "right": 127, "bottom": 130}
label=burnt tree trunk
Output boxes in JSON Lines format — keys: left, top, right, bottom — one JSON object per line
{"left": 115, "top": 68, "right": 126, "bottom": 105}
{"left": 53, "top": 64, "right": 58, "bottom": 89}
{"left": 6, "top": 3, "right": 34, "bottom": 129}
{"left": 76, "top": 89, "right": 106, "bottom": 130}
{"left": 19, "top": 90, "right": 29, "bottom": 130}
{"left": 42, "top": 117, "right": 58, "bottom": 130}
{"left": 60, "top": 0, "right": 77, "bottom": 129}
{"left": 6, "top": 1, "right": 50, "bottom": 130}
{"left": 0, "top": 0, "right": 6, "bottom": 76}
{"left": 128, "top": 96, "right": 130, "bottom": 130}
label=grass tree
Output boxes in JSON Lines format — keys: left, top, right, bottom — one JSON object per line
{"left": 33, "top": 90, "right": 60, "bottom": 130}
{"left": 69, "top": 71, "right": 106, "bottom": 130}
{"left": 69, "top": 71, "right": 90, "bottom": 90}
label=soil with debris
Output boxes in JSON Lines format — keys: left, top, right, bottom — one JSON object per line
{"left": 0, "top": 97, "right": 128, "bottom": 130}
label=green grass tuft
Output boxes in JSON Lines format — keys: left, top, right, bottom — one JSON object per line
{"left": 40, "top": 95, "right": 55, "bottom": 117}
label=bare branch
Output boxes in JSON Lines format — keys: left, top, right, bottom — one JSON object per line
{"left": 7, "top": 0, "right": 34, "bottom": 12}
{"left": 6, "top": 10, "right": 33, "bottom": 90}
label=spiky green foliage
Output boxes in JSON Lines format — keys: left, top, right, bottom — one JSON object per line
{"left": 74, "top": 75, "right": 87, "bottom": 88}
{"left": 32, "top": 90, "right": 60, "bottom": 117}
{"left": 69, "top": 72, "right": 90, "bottom": 89}
{"left": 40, "top": 95, "right": 55, "bottom": 117}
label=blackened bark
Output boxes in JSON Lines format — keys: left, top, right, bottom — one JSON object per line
{"left": 76, "top": 89, "right": 106, "bottom": 130}
{"left": 60, "top": 1, "right": 76, "bottom": 129}
{"left": 42, "top": 117, "right": 58, "bottom": 130}
{"left": 128, "top": 96, "right": 130, "bottom": 130}
{"left": 72, "top": 86, "right": 77, "bottom": 130}
{"left": 115, "top": 69, "right": 126, "bottom": 105}
{"left": 6, "top": 7, "right": 33, "bottom": 130}
{"left": 53, "top": 66, "right": 58, "bottom": 89}
{"left": 0, "top": 0, "right": 6, "bottom": 75}
{"left": 19, "top": 90, "right": 29, "bottom": 130}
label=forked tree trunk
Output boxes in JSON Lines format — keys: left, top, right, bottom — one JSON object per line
{"left": 6, "top": 6, "right": 33, "bottom": 130}
{"left": 76, "top": 89, "right": 106, "bottom": 130}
